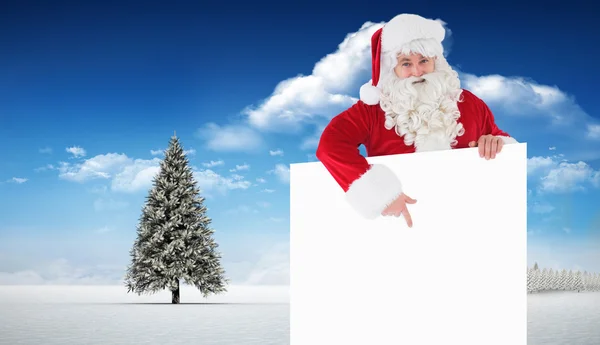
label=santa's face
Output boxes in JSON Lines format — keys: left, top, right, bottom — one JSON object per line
{"left": 378, "top": 54, "right": 465, "bottom": 152}
{"left": 393, "top": 53, "right": 436, "bottom": 80}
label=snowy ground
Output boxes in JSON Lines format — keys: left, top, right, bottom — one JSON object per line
{"left": 528, "top": 291, "right": 600, "bottom": 345}
{"left": 1, "top": 286, "right": 599, "bottom": 344}
{"left": 0, "top": 285, "right": 290, "bottom": 345}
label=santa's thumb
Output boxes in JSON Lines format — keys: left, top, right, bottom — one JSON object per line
{"left": 469, "top": 141, "right": 477, "bottom": 147}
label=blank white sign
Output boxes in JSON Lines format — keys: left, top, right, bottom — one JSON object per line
{"left": 290, "top": 144, "right": 527, "bottom": 345}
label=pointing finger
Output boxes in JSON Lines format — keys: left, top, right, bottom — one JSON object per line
{"left": 405, "top": 197, "right": 417, "bottom": 204}
{"left": 403, "top": 209, "right": 413, "bottom": 228}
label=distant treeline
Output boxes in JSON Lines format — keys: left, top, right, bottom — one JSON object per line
{"left": 528, "top": 263, "right": 600, "bottom": 293}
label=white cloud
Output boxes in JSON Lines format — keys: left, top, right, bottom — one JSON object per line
{"left": 66, "top": 146, "right": 86, "bottom": 158}
{"left": 231, "top": 174, "right": 244, "bottom": 181}
{"left": 269, "top": 164, "right": 290, "bottom": 184}
{"left": 7, "top": 177, "right": 27, "bottom": 184}
{"left": 57, "top": 152, "right": 252, "bottom": 195}
{"left": 242, "top": 22, "right": 383, "bottom": 131}
{"left": 111, "top": 158, "right": 161, "bottom": 193}
{"left": 549, "top": 147, "right": 556, "bottom": 151}
{"left": 460, "top": 72, "right": 598, "bottom": 159}
{"left": 57, "top": 153, "right": 142, "bottom": 183}
{"left": 262, "top": 189, "right": 275, "bottom": 193}
{"left": 193, "top": 169, "right": 252, "bottom": 195}
{"left": 34, "top": 164, "right": 55, "bottom": 172}
{"left": 461, "top": 74, "right": 568, "bottom": 117}
{"left": 527, "top": 156, "right": 557, "bottom": 175}
{"left": 39, "top": 147, "right": 52, "bottom": 154}
{"left": 530, "top": 202, "right": 554, "bottom": 214}
{"left": 256, "top": 177, "right": 267, "bottom": 183}
{"left": 269, "top": 149, "right": 284, "bottom": 156}
{"left": 60, "top": 154, "right": 155, "bottom": 193}
{"left": 587, "top": 124, "right": 600, "bottom": 139}
{"left": 197, "top": 123, "right": 264, "bottom": 152}
{"left": 527, "top": 155, "right": 600, "bottom": 193}
{"left": 201, "top": 160, "right": 223, "bottom": 168}
{"left": 230, "top": 164, "right": 250, "bottom": 172}
{"left": 540, "top": 161, "right": 600, "bottom": 193}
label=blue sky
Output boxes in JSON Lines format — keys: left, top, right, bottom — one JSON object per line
{"left": 1, "top": 0, "right": 599, "bottom": 284}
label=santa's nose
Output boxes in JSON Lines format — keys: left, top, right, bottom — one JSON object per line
{"left": 412, "top": 68, "right": 425, "bottom": 77}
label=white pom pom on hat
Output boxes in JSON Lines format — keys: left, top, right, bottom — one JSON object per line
{"left": 360, "top": 14, "right": 446, "bottom": 105}
{"left": 359, "top": 80, "right": 381, "bottom": 105}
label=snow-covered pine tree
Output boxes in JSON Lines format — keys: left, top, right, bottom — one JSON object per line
{"left": 573, "top": 271, "right": 584, "bottom": 292}
{"left": 547, "top": 269, "right": 555, "bottom": 291}
{"left": 551, "top": 269, "right": 560, "bottom": 291}
{"left": 568, "top": 270, "right": 575, "bottom": 291}
{"left": 124, "top": 134, "right": 228, "bottom": 303}
{"left": 555, "top": 269, "right": 564, "bottom": 290}
{"left": 540, "top": 268, "right": 549, "bottom": 291}
{"left": 582, "top": 271, "right": 590, "bottom": 291}
{"left": 529, "top": 267, "right": 541, "bottom": 293}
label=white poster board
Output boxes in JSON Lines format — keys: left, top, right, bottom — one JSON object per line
{"left": 290, "top": 144, "right": 527, "bottom": 345}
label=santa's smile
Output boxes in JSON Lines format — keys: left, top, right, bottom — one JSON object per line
{"left": 413, "top": 79, "right": 425, "bottom": 84}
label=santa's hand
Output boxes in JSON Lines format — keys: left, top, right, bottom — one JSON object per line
{"left": 381, "top": 193, "right": 417, "bottom": 227}
{"left": 469, "top": 135, "right": 504, "bottom": 160}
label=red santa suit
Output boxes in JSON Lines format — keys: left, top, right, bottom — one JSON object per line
{"left": 315, "top": 14, "right": 517, "bottom": 220}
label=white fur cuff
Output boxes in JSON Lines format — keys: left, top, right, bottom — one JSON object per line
{"left": 498, "top": 136, "right": 518, "bottom": 144}
{"left": 345, "top": 164, "right": 403, "bottom": 220}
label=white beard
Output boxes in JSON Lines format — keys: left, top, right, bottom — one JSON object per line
{"left": 378, "top": 65, "right": 465, "bottom": 152}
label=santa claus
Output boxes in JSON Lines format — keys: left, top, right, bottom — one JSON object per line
{"left": 316, "top": 13, "right": 518, "bottom": 225}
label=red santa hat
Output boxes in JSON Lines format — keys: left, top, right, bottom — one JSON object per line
{"left": 360, "top": 14, "right": 446, "bottom": 105}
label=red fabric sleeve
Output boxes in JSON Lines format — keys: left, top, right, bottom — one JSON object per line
{"left": 316, "top": 102, "right": 403, "bottom": 219}
{"left": 316, "top": 102, "right": 372, "bottom": 192}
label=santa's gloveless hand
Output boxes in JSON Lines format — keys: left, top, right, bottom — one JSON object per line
{"left": 381, "top": 193, "right": 417, "bottom": 227}
{"left": 469, "top": 134, "right": 504, "bottom": 160}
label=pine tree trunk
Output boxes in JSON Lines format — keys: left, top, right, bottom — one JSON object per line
{"left": 172, "top": 279, "right": 180, "bottom": 304}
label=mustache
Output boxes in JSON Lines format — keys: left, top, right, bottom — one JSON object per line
{"left": 408, "top": 72, "right": 442, "bottom": 84}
